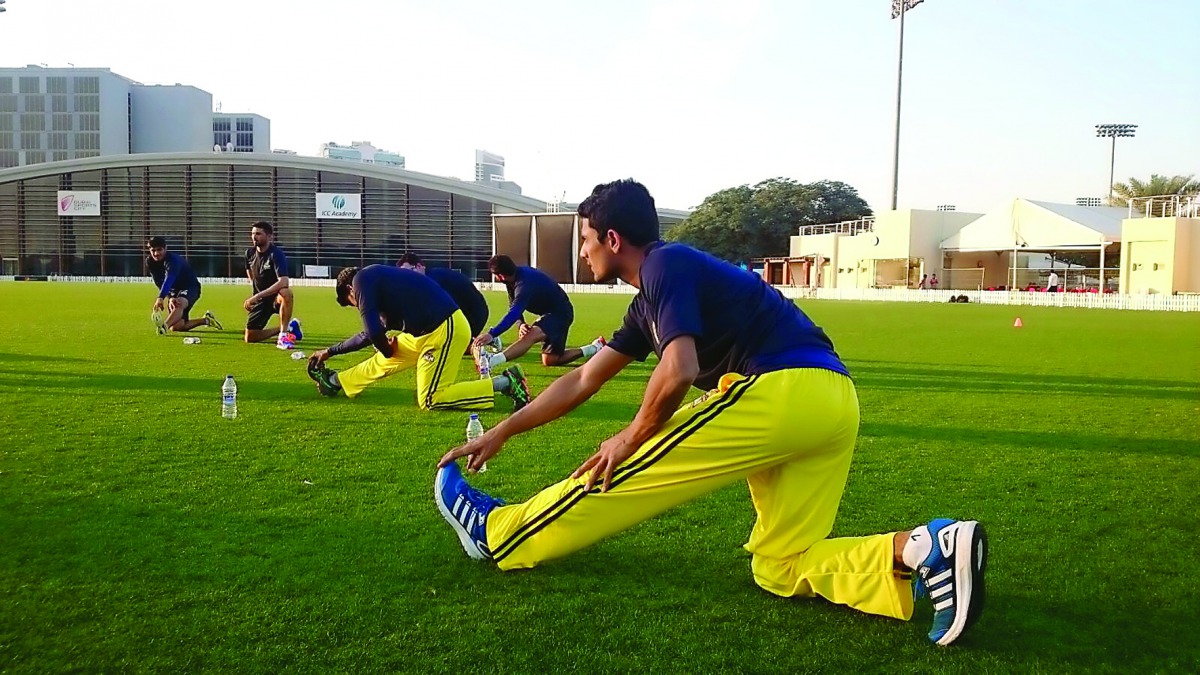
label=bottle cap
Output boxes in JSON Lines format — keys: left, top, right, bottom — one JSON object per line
{"left": 469, "top": 414, "right": 479, "bottom": 419}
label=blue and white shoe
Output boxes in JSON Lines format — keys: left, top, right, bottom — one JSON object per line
{"left": 435, "top": 461, "right": 505, "bottom": 560}
{"left": 288, "top": 318, "right": 303, "bottom": 342}
{"left": 913, "top": 518, "right": 988, "bottom": 646}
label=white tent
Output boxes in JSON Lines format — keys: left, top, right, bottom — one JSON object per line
{"left": 940, "top": 198, "right": 1124, "bottom": 252}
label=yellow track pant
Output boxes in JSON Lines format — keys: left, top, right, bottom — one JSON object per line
{"left": 485, "top": 368, "right": 912, "bottom": 620}
{"left": 336, "top": 310, "right": 494, "bottom": 410}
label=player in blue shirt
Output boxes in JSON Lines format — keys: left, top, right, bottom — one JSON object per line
{"left": 305, "top": 265, "right": 531, "bottom": 411}
{"left": 396, "top": 253, "right": 489, "bottom": 353}
{"left": 472, "top": 255, "right": 605, "bottom": 372}
{"left": 434, "top": 180, "right": 987, "bottom": 647}
{"left": 145, "top": 236, "right": 222, "bottom": 334}
{"left": 243, "top": 221, "right": 302, "bottom": 346}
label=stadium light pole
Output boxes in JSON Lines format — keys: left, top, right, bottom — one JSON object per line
{"left": 1095, "top": 123, "right": 1137, "bottom": 205}
{"left": 890, "top": 0, "right": 925, "bottom": 211}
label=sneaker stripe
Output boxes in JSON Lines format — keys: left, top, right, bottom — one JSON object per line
{"left": 934, "top": 598, "right": 954, "bottom": 611}
{"left": 491, "top": 375, "right": 760, "bottom": 562}
{"left": 452, "top": 495, "right": 465, "bottom": 519}
{"left": 929, "top": 584, "right": 953, "bottom": 599}
{"left": 928, "top": 568, "right": 953, "bottom": 586}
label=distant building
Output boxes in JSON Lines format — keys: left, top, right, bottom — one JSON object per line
{"left": 212, "top": 113, "right": 270, "bottom": 153}
{"left": 319, "top": 140, "right": 404, "bottom": 168}
{"left": 1075, "top": 197, "right": 1104, "bottom": 207}
{"left": 937, "top": 204, "right": 956, "bottom": 212}
{"left": 0, "top": 65, "right": 220, "bottom": 167}
{"left": 474, "top": 149, "right": 521, "bottom": 194}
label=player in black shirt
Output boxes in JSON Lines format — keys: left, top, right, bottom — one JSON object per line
{"left": 243, "top": 221, "right": 302, "bottom": 346}
{"left": 396, "top": 253, "right": 489, "bottom": 349}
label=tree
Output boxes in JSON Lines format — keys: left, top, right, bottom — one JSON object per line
{"left": 1109, "top": 174, "right": 1198, "bottom": 212}
{"left": 666, "top": 178, "right": 871, "bottom": 263}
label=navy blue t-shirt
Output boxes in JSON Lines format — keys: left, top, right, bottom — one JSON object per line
{"left": 245, "top": 244, "right": 289, "bottom": 294}
{"left": 488, "top": 266, "right": 574, "bottom": 337}
{"left": 607, "top": 243, "right": 849, "bottom": 391}
{"left": 327, "top": 265, "right": 458, "bottom": 358}
{"left": 427, "top": 267, "right": 488, "bottom": 325}
{"left": 147, "top": 251, "right": 200, "bottom": 298}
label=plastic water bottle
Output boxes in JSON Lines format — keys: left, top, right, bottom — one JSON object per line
{"left": 477, "top": 348, "right": 492, "bottom": 379}
{"left": 183, "top": 337, "right": 201, "bottom": 345}
{"left": 221, "top": 375, "right": 238, "bottom": 420}
{"left": 466, "top": 413, "right": 487, "bottom": 472}
{"left": 291, "top": 351, "right": 306, "bottom": 360}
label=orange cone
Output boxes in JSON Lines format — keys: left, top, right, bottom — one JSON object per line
{"left": 1013, "top": 317, "right": 1023, "bottom": 328}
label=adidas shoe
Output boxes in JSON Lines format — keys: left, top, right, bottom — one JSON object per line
{"left": 288, "top": 319, "right": 303, "bottom": 342}
{"left": 435, "top": 461, "right": 505, "bottom": 560}
{"left": 306, "top": 361, "right": 341, "bottom": 397}
{"left": 204, "top": 310, "right": 223, "bottom": 331}
{"left": 500, "top": 365, "right": 531, "bottom": 411}
{"left": 911, "top": 519, "right": 988, "bottom": 646}
{"left": 276, "top": 332, "right": 296, "bottom": 350}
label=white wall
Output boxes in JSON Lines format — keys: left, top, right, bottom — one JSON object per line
{"left": 130, "top": 85, "right": 213, "bottom": 153}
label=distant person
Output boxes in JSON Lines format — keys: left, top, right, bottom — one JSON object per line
{"left": 397, "top": 253, "right": 490, "bottom": 349}
{"left": 472, "top": 254, "right": 605, "bottom": 371}
{"left": 1047, "top": 270, "right": 1060, "bottom": 293}
{"left": 243, "top": 221, "right": 302, "bottom": 345}
{"left": 929, "top": 274, "right": 939, "bottom": 290}
{"left": 145, "top": 236, "right": 222, "bottom": 334}
{"left": 305, "top": 265, "right": 530, "bottom": 411}
{"left": 918, "top": 274, "right": 928, "bottom": 290}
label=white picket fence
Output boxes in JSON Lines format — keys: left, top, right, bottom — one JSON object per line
{"left": 4, "top": 276, "right": 1198, "bottom": 311}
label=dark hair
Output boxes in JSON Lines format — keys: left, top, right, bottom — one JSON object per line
{"left": 488, "top": 254, "right": 517, "bottom": 277}
{"left": 577, "top": 179, "right": 660, "bottom": 247}
{"left": 397, "top": 252, "right": 423, "bottom": 267}
{"left": 251, "top": 220, "right": 274, "bottom": 236}
{"left": 335, "top": 266, "right": 360, "bottom": 307}
{"left": 146, "top": 236, "right": 166, "bottom": 249}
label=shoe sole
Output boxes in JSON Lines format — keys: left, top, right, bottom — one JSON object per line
{"left": 434, "top": 466, "right": 487, "bottom": 560}
{"left": 935, "top": 520, "right": 988, "bottom": 646}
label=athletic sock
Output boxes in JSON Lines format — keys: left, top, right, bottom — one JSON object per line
{"left": 901, "top": 524, "right": 933, "bottom": 570}
{"left": 488, "top": 353, "right": 507, "bottom": 369}
{"left": 491, "top": 374, "right": 510, "bottom": 392}
{"left": 581, "top": 343, "right": 599, "bottom": 358}
{"left": 330, "top": 372, "right": 341, "bottom": 388}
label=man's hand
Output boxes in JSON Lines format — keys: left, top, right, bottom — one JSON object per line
{"left": 152, "top": 298, "right": 164, "bottom": 312}
{"left": 472, "top": 333, "right": 494, "bottom": 348}
{"left": 386, "top": 335, "right": 401, "bottom": 357}
{"left": 439, "top": 428, "right": 507, "bottom": 473}
{"left": 518, "top": 323, "right": 531, "bottom": 340}
{"left": 307, "top": 349, "right": 330, "bottom": 369}
{"left": 242, "top": 295, "right": 257, "bottom": 312}
{"left": 572, "top": 430, "right": 639, "bottom": 493}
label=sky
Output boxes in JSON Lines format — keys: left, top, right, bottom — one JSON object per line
{"left": 2, "top": 0, "right": 1197, "bottom": 214}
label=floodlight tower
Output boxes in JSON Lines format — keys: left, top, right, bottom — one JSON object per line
{"left": 1095, "top": 123, "right": 1137, "bottom": 204}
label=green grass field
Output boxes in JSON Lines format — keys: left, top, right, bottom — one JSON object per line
{"left": 1, "top": 282, "right": 1198, "bottom": 673}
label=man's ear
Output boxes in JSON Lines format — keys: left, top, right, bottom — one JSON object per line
{"left": 606, "top": 228, "right": 622, "bottom": 253}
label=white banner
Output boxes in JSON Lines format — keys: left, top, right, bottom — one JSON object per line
{"left": 315, "top": 193, "right": 362, "bottom": 219}
{"left": 57, "top": 191, "right": 101, "bottom": 216}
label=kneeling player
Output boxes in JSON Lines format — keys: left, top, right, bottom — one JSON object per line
{"left": 306, "top": 265, "right": 531, "bottom": 411}
{"left": 145, "top": 236, "right": 221, "bottom": 334}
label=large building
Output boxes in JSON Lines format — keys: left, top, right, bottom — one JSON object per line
{"left": 474, "top": 149, "right": 521, "bottom": 194}
{"left": 0, "top": 152, "right": 547, "bottom": 279}
{"left": 320, "top": 141, "right": 404, "bottom": 168}
{"left": 213, "top": 113, "right": 271, "bottom": 153}
{"left": 0, "top": 66, "right": 269, "bottom": 169}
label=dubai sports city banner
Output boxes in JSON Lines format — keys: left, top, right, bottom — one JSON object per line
{"left": 315, "top": 193, "right": 362, "bottom": 219}
{"left": 57, "top": 191, "right": 102, "bottom": 216}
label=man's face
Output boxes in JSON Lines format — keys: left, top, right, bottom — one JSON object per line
{"left": 579, "top": 219, "right": 617, "bottom": 282}
{"left": 399, "top": 262, "right": 426, "bottom": 275}
{"left": 147, "top": 246, "right": 166, "bottom": 262}
{"left": 251, "top": 227, "right": 271, "bottom": 249}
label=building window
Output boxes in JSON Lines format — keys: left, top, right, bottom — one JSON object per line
{"left": 0, "top": 95, "right": 16, "bottom": 113}
{"left": 0, "top": 133, "right": 13, "bottom": 149}
{"left": 19, "top": 77, "right": 40, "bottom": 94}
{"left": 20, "top": 132, "right": 41, "bottom": 149}
{"left": 73, "top": 76, "right": 99, "bottom": 94}
{"left": 213, "top": 118, "right": 231, "bottom": 132}
{"left": 46, "top": 77, "right": 68, "bottom": 94}
{"left": 75, "top": 133, "right": 99, "bottom": 151}
{"left": 0, "top": 116, "right": 11, "bottom": 131}
{"left": 79, "top": 114, "right": 100, "bottom": 131}
{"left": 75, "top": 149, "right": 100, "bottom": 158}
{"left": 236, "top": 132, "right": 253, "bottom": 148}
{"left": 52, "top": 151, "right": 69, "bottom": 162}
{"left": 74, "top": 95, "right": 100, "bottom": 113}
{"left": 20, "top": 114, "right": 45, "bottom": 132}
{"left": 24, "top": 95, "right": 46, "bottom": 113}
{"left": 51, "top": 95, "right": 69, "bottom": 113}
{"left": 214, "top": 131, "right": 231, "bottom": 147}
{"left": 0, "top": 78, "right": 11, "bottom": 94}
{"left": 25, "top": 150, "right": 46, "bottom": 164}
{"left": 48, "top": 132, "right": 68, "bottom": 150}
{"left": 52, "top": 114, "right": 72, "bottom": 131}
{"left": 0, "top": 150, "right": 17, "bottom": 168}
{"left": 236, "top": 117, "right": 253, "bottom": 132}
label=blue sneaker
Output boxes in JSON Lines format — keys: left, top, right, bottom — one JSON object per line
{"left": 435, "top": 462, "right": 505, "bottom": 560}
{"left": 913, "top": 518, "right": 988, "bottom": 646}
{"left": 288, "top": 319, "right": 303, "bottom": 342}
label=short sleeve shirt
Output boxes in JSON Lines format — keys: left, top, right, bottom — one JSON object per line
{"left": 246, "top": 244, "right": 289, "bottom": 294}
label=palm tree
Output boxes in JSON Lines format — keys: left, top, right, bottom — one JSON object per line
{"left": 1110, "top": 174, "right": 1199, "bottom": 215}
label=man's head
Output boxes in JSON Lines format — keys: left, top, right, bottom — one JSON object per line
{"left": 577, "top": 179, "right": 660, "bottom": 283}
{"left": 251, "top": 221, "right": 274, "bottom": 250}
{"left": 487, "top": 254, "right": 518, "bottom": 283}
{"left": 145, "top": 236, "right": 167, "bottom": 262}
{"left": 397, "top": 252, "right": 426, "bottom": 274}
{"left": 336, "top": 266, "right": 360, "bottom": 307}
